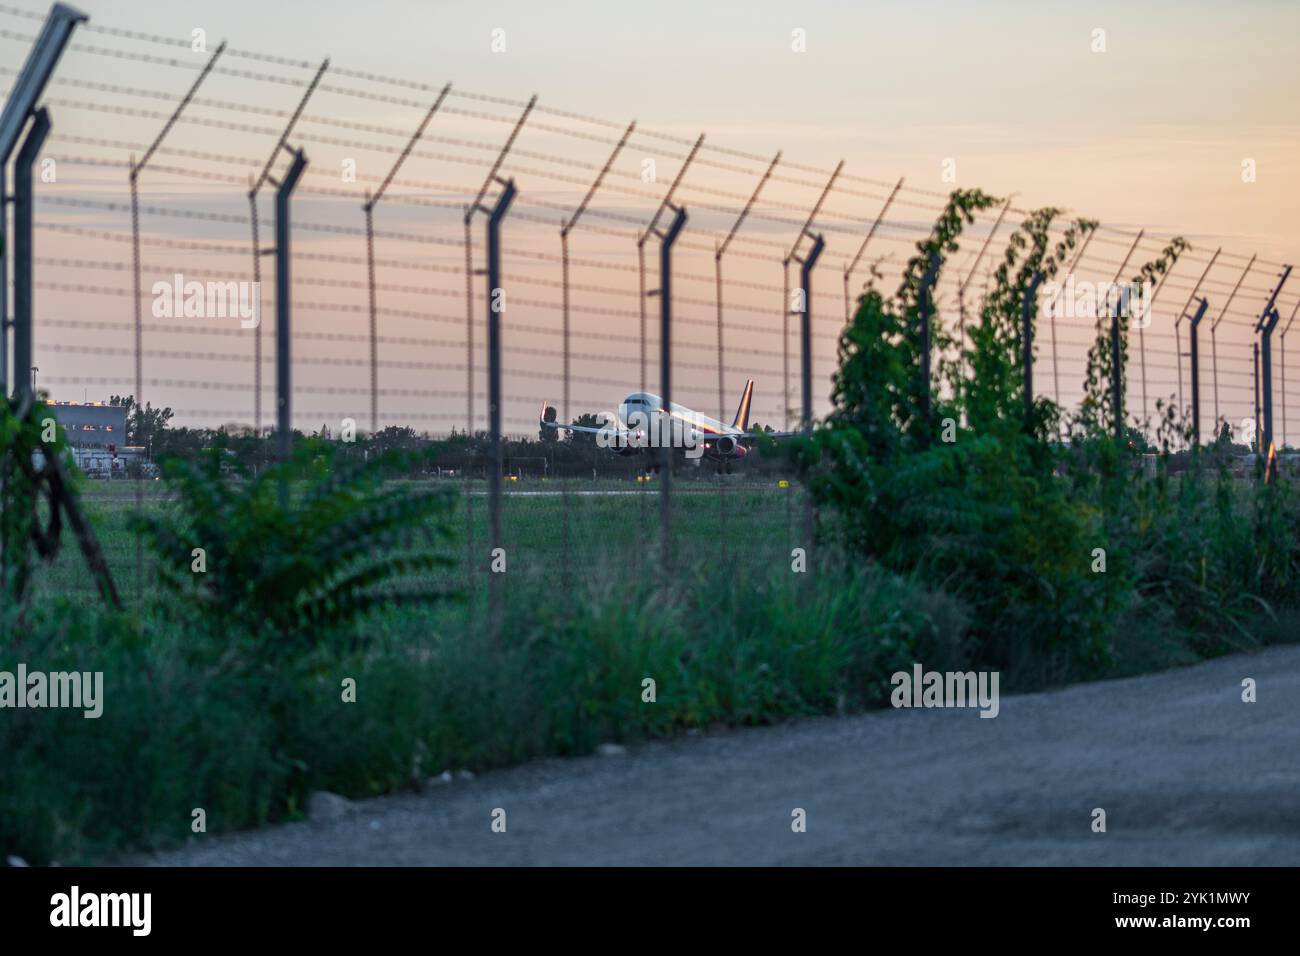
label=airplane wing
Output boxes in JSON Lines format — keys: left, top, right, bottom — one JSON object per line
{"left": 733, "top": 429, "right": 803, "bottom": 440}
{"left": 539, "top": 418, "right": 607, "bottom": 435}
{"left": 539, "top": 403, "right": 638, "bottom": 441}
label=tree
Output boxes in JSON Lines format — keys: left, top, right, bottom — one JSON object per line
{"left": 369, "top": 425, "right": 422, "bottom": 454}
{"left": 566, "top": 412, "right": 603, "bottom": 449}
{"left": 109, "top": 394, "right": 174, "bottom": 449}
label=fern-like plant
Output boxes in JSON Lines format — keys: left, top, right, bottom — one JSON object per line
{"left": 131, "top": 440, "right": 457, "bottom": 653}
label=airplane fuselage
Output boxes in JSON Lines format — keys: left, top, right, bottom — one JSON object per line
{"left": 616, "top": 392, "right": 749, "bottom": 464}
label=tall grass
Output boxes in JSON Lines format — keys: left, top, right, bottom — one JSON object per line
{"left": 1, "top": 560, "right": 962, "bottom": 864}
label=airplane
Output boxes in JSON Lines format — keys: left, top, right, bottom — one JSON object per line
{"left": 540, "top": 379, "right": 799, "bottom": 474}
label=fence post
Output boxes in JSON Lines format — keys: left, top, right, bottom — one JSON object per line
{"left": 12, "top": 108, "right": 50, "bottom": 405}
{"left": 917, "top": 252, "right": 941, "bottom": 442}
{"left": 1210, "top": 256, "right": 1255, "bottom": 424}
{"left": 844, "top": 177, "right": 903, "bottom": 324}
{"left": 1283, "top": 299, "right": 1299, "bottom": 450}
{"left": 1022, "top": 270, "right": 1044, "bottom": 429}
{"left": 658, "top": 206, "right": 687, "bottom": 576}
{"left": 714, "top": 151, "right": 779, "bottom": 571}
{"left": 1254, "top": 264, "right": 1291, "bottom": 460}
{"left": 486, "top": 179, "right": 516, "bottom": 626}
{"left": 799, "top": 235, "right": 825, "bottom": 432}
{"left": 362, "top": 83, "right": 451, "bottom": 434}
{"left": 275, "top": 148, "right": 307, "bottom": 478}
{"left": 1189, "top": 298, "right": 1208, "bottom": 447}
{"left": 957, "top": 198, "right": 1012, "bottom": 381}
{"left": 0, "top": 2, "right": 85, "bottom": 395}
{"left": 719, "top": 151, "right": 780, "bottom": 419}
{"left": 1045, "top": 228, "right": 1097, "bottom": 407}
{"left": 560, "top": 120, "right": 634, "bottom": 582}
{"left": 1253, "top": 343, "right": 1261, "bottom": 455}
{"left": 1110, "top": 296, "right": 1124, "bottom": 443}
{"left": 797, "top": 233, "right": 825, "bottom": 561}
{"left": 461, "top": 98, "right": 534, "bottom": 633}
{"left": 636, "top": 135, "right": 702, "bottom": 566}
{"left": 1173, "top": 248, "right": 1218, "bottom": 422}
{"left": 784, "top": 162, "right": 842, "bottom": 428}
{"left": 249, "top": 58, "right": 327, "bottom": 434}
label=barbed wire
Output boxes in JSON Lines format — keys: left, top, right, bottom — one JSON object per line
{"left": 2, "top": 3, "right": 1287, "bottom": 445}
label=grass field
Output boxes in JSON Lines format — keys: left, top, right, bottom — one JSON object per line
{"left": 34, "top": 476, "right": 809, "bottom": 610}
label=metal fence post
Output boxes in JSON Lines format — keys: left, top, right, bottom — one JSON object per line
{"left": 799, "top": 235, "right": 825, "bottom": 432}
{"left": 1282, "top": 299, "right": 1299, "bottom": 450}
{"left": 1174, "top": 248, "right": 1218, "bottom": 420}
{"left": 560, "top": 119, "right": 634, "bottom": 581}
{"left": 486, "top": 179, "right": 516, "bottom": 623}
{"left": 844, "top": 177, "right": 903, "bottom": 324}
{"left": 1110, "top": 296, "right": 1124, "bottom": 443}
{"left": 1210, "top": 256, "right": 1255, "bottom": 424}
{"left": 1255, "top": 265, "right": 1291, "bottom": 458}
{"left": 1022, "top": 270, "right": 1044, "bottom": 428}
{"left": 249, "top": 58, "right": 327, "bottom": 434}
{"left": 363, "top": 82, "right": 451, "bottom": 434}
{"left": 658, "top": 206, "right": 687, "bottom": 575}
{"left": 784, "top": 162, "right": 841, "bottom": 428}
{"left": 917, "top": 252, "right": 941, "bottom": 442}
{"left": 797, "top": 233, "right": 825, "bottom": 561}
{"left": 0, "top": 2, "right": 85, "bottom": 395}
{"left": 719, "top": 151, "right": 780, "bottom": 419}
{"left": 276, "top": 148, "right": 307, "bottom": 475}
{"left": 12, "top": 108, "right": 50, "bottom": 405}
{"left": 1188, "top": 298, "right": 1208, "bottom": 446}
{"left": 1044, "top": 228, "right": 1097, "bottom": 407}
{"left": 956, "top": 198, "right": 1012, "bottom": 380}
{"left": 1253, "top": 342, "right": 1261, "bottom": 454}
{"left": 637, "top": 135, "right": 702, "bottom": 564}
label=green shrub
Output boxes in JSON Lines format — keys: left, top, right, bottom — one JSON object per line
{"left": 801, "top": 191, "right": 1300, "bottom": 682}
{"left": 0, "top": 561, "right": 952, "bottom": 864}
{"left": 129, "top": 440, "right": 458, "bottom": 657}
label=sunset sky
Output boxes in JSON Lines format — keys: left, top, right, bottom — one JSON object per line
{"left": 5, "top": 0, "right": 1297, "bottom": 439}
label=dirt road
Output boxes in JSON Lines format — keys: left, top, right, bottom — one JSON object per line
{"left": 138, "top": 645, "right": 1300, "bottom": 865}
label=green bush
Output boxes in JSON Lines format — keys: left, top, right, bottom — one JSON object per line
{"left": 802, "top": 191, "right": 1300, "bottom": 683}
{"left": 0, "top": 561, "right": 954, "bottom": 864}
{"left": 129, "top": 440, "right": 458, "bottom": 657}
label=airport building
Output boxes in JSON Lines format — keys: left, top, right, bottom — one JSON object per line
{"left": 46, "top": 401, "right": 143, "bottom": 477}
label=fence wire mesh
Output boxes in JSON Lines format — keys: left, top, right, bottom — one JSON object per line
{"left": 2, "top": 2, "right": 1296, "bottom": 612}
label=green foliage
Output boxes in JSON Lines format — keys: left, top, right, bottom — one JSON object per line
{"left": 1, "top": 397, "right": 75, "bottom": 605}
{"left": 129, "top": 439, "right": 458, "bottom": 653}
{"left": 1, "top": 561, "right": 958, "bottom": 864}
{"left": 802, "top": 190, "right": 1300, "bottom": 679}
{"left": 1074, "top": 237, "right": 1188, "bottom": 441}
{"left": 108, "top": 394, "right": 174, "bottom": 449}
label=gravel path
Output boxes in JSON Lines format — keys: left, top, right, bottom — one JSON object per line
{"left": 136, "top": 645, "right": 1300, "bottom": 866}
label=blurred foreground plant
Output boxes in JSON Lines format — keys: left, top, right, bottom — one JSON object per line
{"left": 131, "top": 439, "right": 457, "bottom": 653}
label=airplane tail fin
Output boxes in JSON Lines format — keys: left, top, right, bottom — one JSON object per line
{"left": 731, "top": 379, "right": 755, "bottom": 431}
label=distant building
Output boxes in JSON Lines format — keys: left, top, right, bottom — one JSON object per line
{"left": 49, "top": 401, "right": 127, "bottom": 449}
{"left": 47, "top": 401, "right": 142, "bottom": 477}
